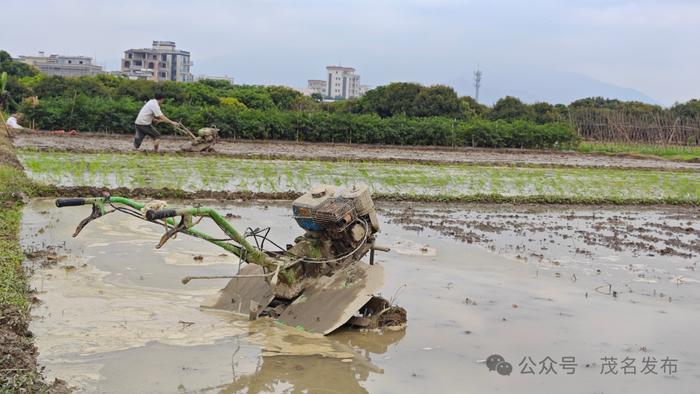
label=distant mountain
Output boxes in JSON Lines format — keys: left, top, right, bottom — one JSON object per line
{"left": 447, "top": 67, "right": 659, "bottom": 106}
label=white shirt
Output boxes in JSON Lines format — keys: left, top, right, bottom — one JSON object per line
{"left": 134, "top": 99, "right": 164, "bottom": 125}
{"left": 6, "top": 116, "right": 21, "bottom": 129}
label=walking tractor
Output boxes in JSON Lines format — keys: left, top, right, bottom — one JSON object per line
{"left": 55, "top": 184, "right": 406, "bottom": 334}
{"left": 172, "top": 122, "right": 219, "bottom": 152}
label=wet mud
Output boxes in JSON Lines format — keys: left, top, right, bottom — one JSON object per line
{"left": 22, "top": 199, "right": 700, "bottom": 393}
{"left": 0, "top": 304, "right": 70, "bottom": 393}
{"left": 13, "top": 132, "right": 700, "bottom": 171}
{"left": 381, "top": 204, "right": 700, "bottom": 260}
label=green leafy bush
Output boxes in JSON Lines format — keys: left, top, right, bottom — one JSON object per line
{"left": 21, "top": 95, "right": 579, "bottom": 149}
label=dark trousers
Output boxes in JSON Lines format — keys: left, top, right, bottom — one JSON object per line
{"left": 134, "top": 124, "right": 160, "bottom": 149}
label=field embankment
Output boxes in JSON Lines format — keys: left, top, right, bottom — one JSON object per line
{"left": 0, "top": 129, "right": 68, "bottom": 392}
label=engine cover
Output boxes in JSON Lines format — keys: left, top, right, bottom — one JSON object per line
{"left": 292, "top": 185, "right": 337, "bottom": 231}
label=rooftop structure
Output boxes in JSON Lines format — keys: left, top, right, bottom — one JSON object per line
{"left": 121, "top": 41, "right": 193, "bottom": 82}
{"left": 18, "top": 52, "right": 103, "bottom": 77}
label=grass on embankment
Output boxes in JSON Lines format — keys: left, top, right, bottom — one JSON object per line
{"left": 0, "top": 130, "right": 31, "bottom": 389}
{"left": 0, "top": 130, "right": 66, "bottom": 392}
{"left": 0, "top": 132, "right": 36, "bottom": 309}
{"left": 577, "top": 141, "right": 700, "bottom": 162}
{"left": 0, "top": 206, "right": 26, "bottom": 309}
{"left": 17, "top": 150, "right": 700, "bottom": 205}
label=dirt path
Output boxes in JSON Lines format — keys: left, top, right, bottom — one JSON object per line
{"left": 13, "top": 132, "right": 700, "bottom": 171}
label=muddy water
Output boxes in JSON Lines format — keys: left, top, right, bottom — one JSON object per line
{"left": 23, "top": 199, "right": 700, "bottom": 393}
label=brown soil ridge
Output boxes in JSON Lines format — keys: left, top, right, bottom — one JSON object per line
{"left": 13, "top": 132, "right": 700, "bottom": 172}
{"left": 0, "top": 130, "right": 23, "bottom": 169}
{"left": 37, "top": 185, "right": 699, "bottom": 206}
{"left": 0, "top": 305, "right": 69, "bottom": 392}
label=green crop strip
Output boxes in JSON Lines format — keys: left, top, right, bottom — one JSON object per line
{"left": 577, "top": 142, "right": 700, "bottom": 162}
{"left": 16, "top": 150, "right": 700, "bottom": 204}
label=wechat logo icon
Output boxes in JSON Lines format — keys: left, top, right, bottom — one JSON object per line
{"left": 486, "top": 354, "right": 513, "bottom": 376}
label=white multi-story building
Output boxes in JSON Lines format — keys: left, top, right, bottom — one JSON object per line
{"left": 18, "top": 52, "right": 103, "bottom": 77}
{"left": 307, "top": 79, "right": 327, "bottom": 96}
{"left": 325, "top": 66, "right": 361, "bottom": 99}
{"left": 121, "top": 41, "right": 193, "bottom": 82}
{"left": 306, "top": 66, "right": 369, "bottom": 99}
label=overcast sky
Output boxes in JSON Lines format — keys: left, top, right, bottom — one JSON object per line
{"left": 2, "top": 0, "right": 698, "bottom": 105}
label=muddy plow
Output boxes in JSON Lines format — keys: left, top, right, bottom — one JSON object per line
{"left": 172, "top": 122, "right": 219, "bottom": 152}
{"left": 55, "top": 184, "right": 406, "bottom": 334}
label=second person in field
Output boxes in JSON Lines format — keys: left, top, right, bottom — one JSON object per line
{"left": 134, "top": 93, "right": 177, "bottom": 152}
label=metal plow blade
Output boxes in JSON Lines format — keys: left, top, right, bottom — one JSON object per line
{"left": 277, "top": 263, "right": 384, "bottom": 335}
{"left": 199, "top": 262, "right": 400, "bottom": 335}
{"left": 200, "top": 264, "right": 275, "bottom": 317}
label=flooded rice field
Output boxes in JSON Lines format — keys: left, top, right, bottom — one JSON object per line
{"left": 21, "top": 199, "right": 700, "bottom": 393}
{"left": 17, "top": 150, "right": 700, "bottom": 202}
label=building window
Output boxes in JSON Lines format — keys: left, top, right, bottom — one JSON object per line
{"left": 128, "top": 53, "right": 133, "bottom": 59}
{"left": 148, "top": 62, "right": 154, "bottom": 69}
{"left": 68, "top": 60, "right": 72, "bottom": 64}
{"left": 162, "top": 54, "right": 167, "bottom": 61}
{"left": 79, "top": 61, "right": 83, "bottom": 64}
{"left": 152, "top": 55, "right": 157, "bottom": 60}
{"left": 124, "top": 61, "right": 130, "bottom": 68}
{"left": 134, "top": 60, "right": 142, "bottom": 66}
{"left": 160, "top": 72, "right": 166, "bottom": 78}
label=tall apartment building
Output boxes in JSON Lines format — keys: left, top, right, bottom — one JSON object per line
{"left": 18, "top": 52, "right": 103, "bottom": 77}
{"left": 307, "top": 79, "right": 327, "bottom": 96}
{"left": 326, "top": 66, "right": 361, "bottom": 99}
{"left": 121, "top": 41, "right": 193, "bottom": 82}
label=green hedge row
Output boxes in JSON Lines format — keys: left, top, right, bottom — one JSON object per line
{"left": 22, "top": 96, "right": 579, "bottom": 149}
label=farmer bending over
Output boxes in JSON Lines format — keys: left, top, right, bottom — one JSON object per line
{"left": 5, "top": 113, "right": 24, "bottom": 129}
{"left": 134, "top": 93, "right": 177, "bottom": 151}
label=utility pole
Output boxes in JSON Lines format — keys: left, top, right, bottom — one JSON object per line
{"left": 474, "top": 68, "right": 482, "bottom": 103}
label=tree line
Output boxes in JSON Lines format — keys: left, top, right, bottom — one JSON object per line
{"left": 2, "top": 49, "right": 698, "bottom": 146}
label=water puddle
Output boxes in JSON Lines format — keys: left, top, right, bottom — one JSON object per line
{"left": 22, "top": 199, "right": 700, "bottom": 393}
